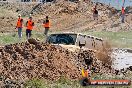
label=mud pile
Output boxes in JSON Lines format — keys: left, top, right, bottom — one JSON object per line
{"left": 0, "top": 39, "right": 82, "bottom": 87}
{"left": 0, "top": 40, "right": 82, "bottom": 81}
{"left": 0, "top": 38, "right": 115, "bottom": 87}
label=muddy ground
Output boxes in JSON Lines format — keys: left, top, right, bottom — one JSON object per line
{"left": 0, "top": 38, "right": 118, "bottom": 87}
{"left": 0, "top": 38, "right": 131, "bottom": 87}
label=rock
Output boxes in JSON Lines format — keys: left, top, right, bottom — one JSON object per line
{"left": 28, "top": 38, "right": 39, "bottom": 45}
{"left": 128, "top": 66, "right": 132, "bottom": 71}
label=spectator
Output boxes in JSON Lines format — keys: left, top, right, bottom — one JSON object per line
{"left": 26, "top": 16, "right": 34, "bottom": 39}
{"left": 43, "top": 16, "right": 50, "bottom": 37}
{"left": 16, "top": 14, "right": 23, "bottom": 39}
{"left": 121, "top": 6, "right": 125, "bottom": 23}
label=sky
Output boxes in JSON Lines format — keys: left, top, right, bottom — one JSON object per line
{"left": 92, "top": 0, "right": 132, "bottom": 9}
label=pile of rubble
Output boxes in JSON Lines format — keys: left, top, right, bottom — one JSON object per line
{"left": 0, "top": 39, "right": 80, "bottom": 87}
{"left": 0, "top": 38, "right": 112, "bottom": 87}
{"left": 0, "top": 39, "right": 80, "bottom": 80}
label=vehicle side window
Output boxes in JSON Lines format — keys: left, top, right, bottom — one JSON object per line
{"left": 47, "top": 34, "right": 77, "bottom": 45}
{"left": 77, "top": 35, "right": 86, "bottom": 46}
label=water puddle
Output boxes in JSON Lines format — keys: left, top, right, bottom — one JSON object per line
{"left": 111, "top": 49, "right": 132, "bottom": 70}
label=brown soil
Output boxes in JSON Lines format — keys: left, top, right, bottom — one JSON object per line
{"left": 0, "top": 39, "right": 80, "bottom": 81}
{"left": 0, "top": 38, "right": 113, "bottom": 87}
{"left": 0, "top": 1, "right": 131, "bottom": 33}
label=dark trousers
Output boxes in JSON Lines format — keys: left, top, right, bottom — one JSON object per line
{"left": 26, "top": 29, "right": 32, "bottom": 39}
{"left": 44, "top": 27, "right": 49, "bottom": 36}
{"left": 18, "top": 27, "right": 22, "bottom": 38}
{"left": 121, "top": 14, "right": 125, "bottom": 23}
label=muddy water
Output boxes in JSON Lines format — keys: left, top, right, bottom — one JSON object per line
{"left": 111, "top": 49, "right": 132, "bottom": 70}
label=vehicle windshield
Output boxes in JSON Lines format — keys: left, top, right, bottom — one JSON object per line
{"left": 46, "top": 34, "right": 77, "bottom": 45}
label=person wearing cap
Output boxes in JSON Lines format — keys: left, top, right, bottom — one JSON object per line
{"left": 26, "top": 16, "right": 34, "bottom": 39}
{"left": 16, "top": 14, "right": 23, "bottom": 39}
{"left": 43, "top": 16, "right": 50, "bottom": 37}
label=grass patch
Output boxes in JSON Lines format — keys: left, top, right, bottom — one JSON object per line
{"left": 24, "top": 75, "right": 131, "bottom": 88}
{"left": 83, "top": 31, "right": 132, "bottom": 48}
{"left": 0, "top": 31, "right": 45, "bottom": 46}
{"left": 25, "top": 78, "right": 48, "bottom": 88}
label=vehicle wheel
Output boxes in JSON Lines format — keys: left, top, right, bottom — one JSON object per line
{"left": 80, "top": 77, "right": 90, "bottom": 86}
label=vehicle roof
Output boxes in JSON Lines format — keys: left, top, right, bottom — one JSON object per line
{"left": 49, "top": 32, "right": 78, "bottom": 35}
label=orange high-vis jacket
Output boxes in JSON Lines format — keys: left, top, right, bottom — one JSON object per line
{"left": 44, "top": 20, "right": 50, "bottom": 28}
{"left": 84, "top": 71, "right": 88, "bottom": 77}
{"left": 122, "top": 7, "right": 125, "bottom": 14}
{"left": 81, "top": 69, "right": 88, "bottom": 78}
{"left": 26, "top": 20, "right": 34, "bottom": 30}
{"left": 16, "top": 18, "right": 23, "bottom": 28}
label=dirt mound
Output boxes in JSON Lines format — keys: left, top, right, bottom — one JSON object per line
{"left": 0, "top": 39, "right": 81, "bottom": 82}
{"left": 0, "top": 1, "right": 131, "bottom": 33}
{"left": 0, "top": 38, "right": 114, "bottom": 86}
{"left": 1, "top": 1, "right": 131, "bottom": 33}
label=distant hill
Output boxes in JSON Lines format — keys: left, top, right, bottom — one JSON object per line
{"left": 0, "top": 0, "right": 131, "bottom": 32}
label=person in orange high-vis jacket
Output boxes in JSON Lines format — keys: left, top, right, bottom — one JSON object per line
{"left": 43, "top": 16, "right": 50, "bottom": 36}
{"left": 82, "top": 68, "right": 89, "bottom": 78}
{"left": 121, "top": 7, "right": 125, "bottom": 23}
{"left": 16, "top": 14, "right": 23, "bottom": 38}
{"left": 81, "top": 68, "right": 91, "bottom": 86}
{"left": 26, "top": 16, "right": 34, "bottom": 39}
